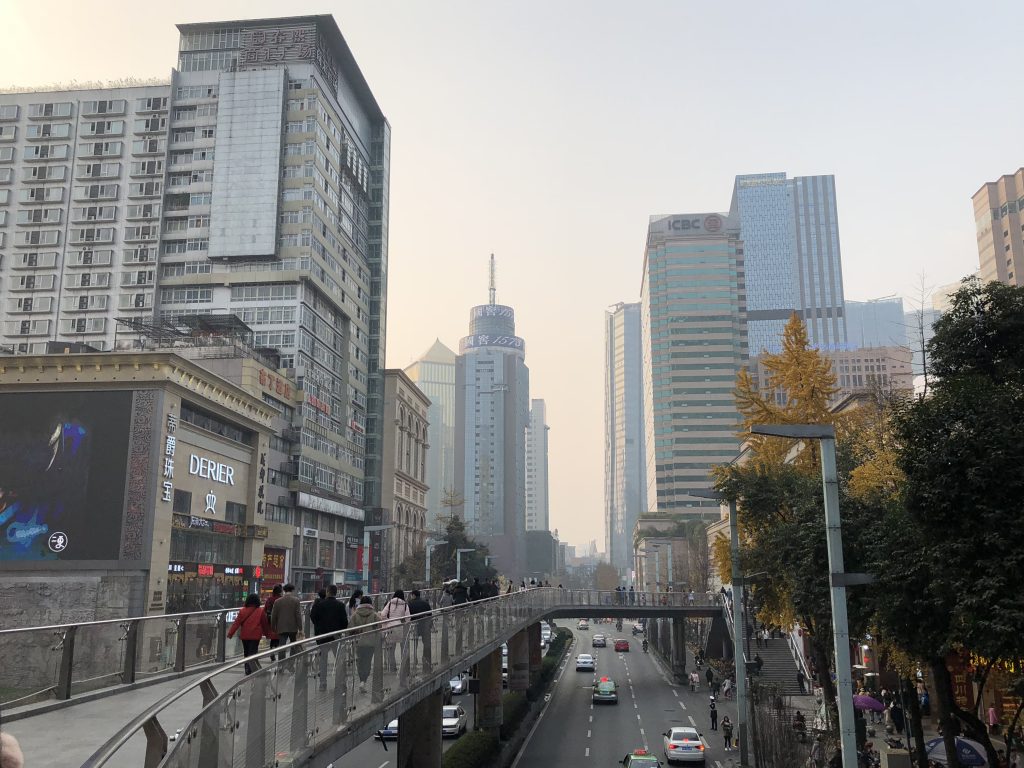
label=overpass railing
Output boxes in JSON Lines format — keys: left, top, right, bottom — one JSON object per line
{"left": 0, "top": 588, "right": 441, "bottom": 710}
{"left": 82, "top": 588, "right": 722, "bottom": 768}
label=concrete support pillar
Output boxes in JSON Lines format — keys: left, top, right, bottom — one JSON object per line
{"left": 477, "top": 646, "right": 503, "bottom": 736}
{"left": 508, "top": 629, "right": 529, "bottom": 692}
{"left": 672, "top": 616, "right": 687, "bottom": 682}
{"left": 527, "top": 623, "right": 543, "bottom": 687}
{"left": 397, "top": 688, "right": 443, "bottom": 768}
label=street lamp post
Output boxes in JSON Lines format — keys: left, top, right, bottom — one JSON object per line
{"left": 750, "top": 423, "right": 872, "bottom": 768}
{"left": 425, "top": 538, "right": 448, "bottom": 585}
{"left": 456, "top": 548, "right": 476, "bottom": 582}
{"left": 362, "top": 524, "right": 393, "bottom": 592}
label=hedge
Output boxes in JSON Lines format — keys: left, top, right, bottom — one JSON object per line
{"left": 500, "top": 692, "right": 529, "bottom": 739}
{"left": 441, "top": 729, "right": 499, "bottom": 768}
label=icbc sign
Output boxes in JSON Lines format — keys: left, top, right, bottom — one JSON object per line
{"left": 666, "top": 214, "right": 724, "bottom": 233}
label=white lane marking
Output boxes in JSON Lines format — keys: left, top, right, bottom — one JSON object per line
{"left": 587, "top": 730, "right": 591, "bottom": 738}
{"left": 679, "top": 701, "right": 687, "bottom": 710}
{"left": 639, "top": 727, "right": 645, "bottom": 737}
{"left": 633, "top": 702, "right": 638, "bottom": 709}
{"left": 672, "top": 689, "right": 678, "bottom": 697}
{"left": 688, "top": 715, "right": 697, "bottom": 727}
{"left": 637, "top": 714, "right": 641, "bottom": 721}
{"left": 585, "top": 747, "right": 590, "bottom": 757}
{"left": 377, "top": 763, "right": 389, "bottom": 768}
{"left": 716, "top": 762, "right": 724, "bottom": 768}
{"left": 589, "top": 715, "right": 593, "bottom": 722}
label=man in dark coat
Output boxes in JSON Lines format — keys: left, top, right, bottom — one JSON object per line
{"left": 469, "top": 577, "right": 482, "bottom": 601}
{"left": 408, "top": 589, "right": 433, "bottom": 669}
{"left": 451, "top": 581, "right": 469, "bottom": 604}
{"left": 308, "top": 584, "right": 347, "bottom": 691}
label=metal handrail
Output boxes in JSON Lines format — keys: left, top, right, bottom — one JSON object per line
{"left": 81, "top": 588, "right": 724, "bottom": 767}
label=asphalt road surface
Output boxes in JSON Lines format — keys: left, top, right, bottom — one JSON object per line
{"left": 513, "top": 624, "right": 743, "bottom": 767}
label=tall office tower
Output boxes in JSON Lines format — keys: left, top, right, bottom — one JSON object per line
{"left": 845, "top": 297, "right": 908, "bottom": 349}
{"left": 641, "top": 213, "right": 747, "bottom": 517}
{"left": 454, "top": 257, "right": 530, "bottom": 574}
{"left": 0, "top": 86, "right": 172, "bottom": 352}
{"left": 732, "top": 173, "right": 847, "bottom": 355}
{"left": 525, "top": 398, "right": 550, "bottom": 532}
{"left": 973, "top": 168, "right": 1024, "bottom": 286}
{"left": 604, "top": 301, "right": 646, "bottom": 575}
{"left": 159, "top": 17, "right": 390, "bottom": 571}
{"left": 405, "top": 338, "right": 457, "bottom": 532}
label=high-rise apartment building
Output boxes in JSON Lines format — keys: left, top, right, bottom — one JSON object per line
{"left": 973, "top": 168, "right": 1024, "bottom": 286}
{"left": 604, "top": 301, "right": 646, "bottom": 575}
{"left": 641, "top": 213, "right": 747, "bottom": 517}
{"left": 845, "top": 297, "right": 907, "bottom": 349}
{"left": 732, "top": 173, "right": 847, "bottom": 355}
{"left": 405, "top": 339, "right": 457, "bottom": 532}
{"left": 525, "top": 399, "right": 549, "bottom": 532}
{"left": 454, "top": 260, "right": 530, "bottom": 574}
{"left": 0, "top": 85, "right": 173, "bottom": 352}
{"left": 1, "top": 16, "right": 391, "bottom": 589}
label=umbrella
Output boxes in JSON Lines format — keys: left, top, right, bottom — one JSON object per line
{"left": 924, "top": 737, "right": 988, "bottom": 766}
{"left": 852, "top": 694, "right": 884, "bottom": 712}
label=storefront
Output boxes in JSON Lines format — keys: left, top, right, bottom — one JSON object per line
{"left": 165, "top": 560, "right": 263, "bottom": 613}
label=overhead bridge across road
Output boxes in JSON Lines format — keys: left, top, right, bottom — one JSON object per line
{"left": 70, "top": 589, "right": 723, "bottom": 768}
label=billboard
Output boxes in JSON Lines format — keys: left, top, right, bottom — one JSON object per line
{"left": 0, "top": 391, "right": 133, "bottom": 563}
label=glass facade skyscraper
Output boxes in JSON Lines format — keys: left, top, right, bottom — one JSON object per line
{"left": 641, "top": 212, "right": 746, "bottom": 516}
{"left": 732, "top": 173, "right": 847, "bottom": 355}
{"left": 604, "top": 302, "right": 646, "bottom": 574}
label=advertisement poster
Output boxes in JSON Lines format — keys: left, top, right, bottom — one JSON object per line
{"left": 261, "top": 547, "right": 287, "bottom": 594}
{"left": 0, "top": 391, "right": 133, "bottom": 563}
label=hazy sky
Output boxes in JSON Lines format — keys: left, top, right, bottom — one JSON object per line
{"left": 3, "top": 1, "right": 1020, "bottom": 550}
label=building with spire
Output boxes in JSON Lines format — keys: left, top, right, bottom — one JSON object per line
{"left": 405, "top": 338, "right": 457, "bottom": 532}
{"left": 454, "top": 256, "right": 530, "bottom": 576}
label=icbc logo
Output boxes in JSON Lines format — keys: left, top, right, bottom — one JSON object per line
{"left": 704, "top": 214, "right": 723, "bottom": 233}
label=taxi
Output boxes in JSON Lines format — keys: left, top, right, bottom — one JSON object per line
{"left": 620, "top": 748, "right": 662, "bottom": 766}
{"left": 592, "top": 676, "right": 618, "bottom": 704}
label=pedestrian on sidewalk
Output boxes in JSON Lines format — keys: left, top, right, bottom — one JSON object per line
{"left": 722, "top": 676, "right": 732, "bottom": 699}
{"left": 989, "top": 704, "right": 1000, "bottom": 735}
{"left": 706, "top": 667, "right": 714, "bottom": 689}
{"left": 754, "top": 653, "right": 764, "bottom": 675}
{"left": 810, "top": 734, "right": 826, "bottom": 768}
{"left": 407, "top": 589, "right": 433, "bottom": 671}
{"left": 756, "top": 626, "right": 763, "bottom": 648}
{"left": 228, "top": 594, "right": 272, "bottom": 675}
{"left": 690, "top": 670, "right": 700, "bottom": 692}
{"left": 349, "top": 596, "right": 381, "bottom": 695}
{"left": 721, "top": 716, "right": 733, "bottom": 750}
{"left": 797, "top": 668, "right": 807, "bottom": 694}
{"left": 380, "top": 589, "right": 409, "bottom": 672}
{"left": 264, "top": 584, "right": 282, "bottom": 661}
{"left": 270, "top": 583, "right": 302, "bottom": 656}
{"left": 709, "top": 697, "right": 718, "bottom": 730}
{"left": 688, "top": 589, "right": 695, "bottom": 605}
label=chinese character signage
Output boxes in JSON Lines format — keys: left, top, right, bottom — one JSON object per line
{"left": 261, "top": 547, "right": 287, "bottom": 593}
{"left": 239, "top": 25, "right": 339, "bottom": 93}
{"left": 459, "top": 334, "right": 526, "bottom": 354}
{"left": 161, "top": 410, "right": 177, "bottom": 503}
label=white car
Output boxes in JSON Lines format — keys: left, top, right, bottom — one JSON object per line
{"left": 663, "top": 726, "right": 706, "bottom": 765}
{"left": 449, "top": 673, "right": 467, "bottom": 695}
{"left": 576, "top": 653, "right": 596, "bottom": 672}
{"left": 577, "top": 619, "right": 590, "bottom": 631}
{"left": 442, "top": 704, "right": 468, "bottom": 737}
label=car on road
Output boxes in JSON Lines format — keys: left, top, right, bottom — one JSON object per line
{"left": 575, "top": 653, "right": 596, "bottom": 671}
{"left": 621, "top": 748, "right": 663, "bottom": 766}
{"left": 577, "top": 619, "right": 590, "bottom": 630}
{"left": 592, "top": 676, "right": 618, "bottom": 704}
{"left": 375, "top": 719, "right": 399, "bottom": 740}
{"left": 614, "top": 638, "right": 630, "bottom": 652}
{"left": 449, "top": 673, "right": 467, "bottom": 695}
{"left": 441, "top": 704, "right": 468, "bottom": 737}
{"left": 632, "top": 622, "right": 645, "bottom": 636}
{"left": 592, "top": 633, "right": 607, "bottom": 647}
{"left": 662, "top": 727, "right": 706, "bottom": 765}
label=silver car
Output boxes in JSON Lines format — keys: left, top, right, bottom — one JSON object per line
{"left": 449, "top": 673, "right": 467, "bottom": 695}
{"left": 662, "top": 726, "right": 706, "bottom": 765}
{"left": 576, "top": 653, "right": 596, "bottom": 672}
{"left": 442, "top": 704, "right": 468, "bottom": 737}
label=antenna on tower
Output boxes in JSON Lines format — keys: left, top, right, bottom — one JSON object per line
{"left": 488, "top": 253, "right": 497, "bottom": 305}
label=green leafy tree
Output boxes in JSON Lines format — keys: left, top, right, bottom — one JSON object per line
{"left": 393, "top": 516, "right": 496, "bottom": 587}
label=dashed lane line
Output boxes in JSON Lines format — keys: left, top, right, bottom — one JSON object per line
{"left": 585, "top": 747, "right": 590, "bottom": 758}
{"left": 587, "top": 730, "right": 591, "bottom": 738}
{"left": 679, "top": 701, "right": 687, "bottom": 710}
{"left": 688, "top": 716, "right": 697, "bottom": 727}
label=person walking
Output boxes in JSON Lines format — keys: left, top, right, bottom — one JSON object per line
{"left": 380, "top": 589, "right": 409, "bottom": 672}
{"left": 629, "top": 586, "right": 636, "bottom": 605}
{"left": 989, "top": 704, "right": 1000, "bottom": 735}
{"left": 346, "top": 588, "right": 364, "bottom": 618}
{"left": 440, "top": 582, "right": 455, "bottom": 607}
{"left": 709, "top": 697, "right": 719, "bottom": 730}
{"left": 469, "top": 577, "right": 482, "bottom": 601}
{"left": 754, "top": 652, "right": 764, "bottom": 675}
{"left": 264, "top": 585, "right": 283, "bottom": 661}
{"left": 228, "top": 594, "right": 272, "bottom": 674}
{"left": 309, "top": 589, "right": 327, "bottom": 636}
{"left": 407, "top": 589, "right": 433, "bottom": 670}
{"left": 349, "top": 596, "right": 381, "bottom": 695}
{"left": 706, "top": 666, "right": 715, "bottom": 689}
{"left": 690, "top": 670, "right": 700, "bottom": 692}
{"left": 688, "top": 589, "right": 695, "bottom": 606}
{"left": 797, "top": 668, "right": 807, "bottom": 694}
{"left": 451, "top": 580, "right": 469, "bottom": 604}
{"left": 721, "top": 716, "right": 733, "bottom": 750}
{"left": 309, "top": 584, "right": 348, "bottom": 691}
{"left": 722, "top": 676, "right": 732, "bottom": 699}
{"left": 270, "top": 583, "right": 302, "bottom": 655}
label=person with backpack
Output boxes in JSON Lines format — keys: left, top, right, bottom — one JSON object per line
{"left": 407, "top": 589, "right": 433, "bottom": 670}
{"left": 228, "top": 594, "right": 272, "bottom": 674}
{"left": 380, "top": 589, "right": 410, "bottom": 672}
{"left": 709, "top": 696, "right": 719, "bottom": 730}
{"left": 349, "top": 596, "right": 381, "bottom": 695}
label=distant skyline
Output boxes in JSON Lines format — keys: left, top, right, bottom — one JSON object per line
{"left": 2, "top": 1, "right": 1014, "bottom": 550}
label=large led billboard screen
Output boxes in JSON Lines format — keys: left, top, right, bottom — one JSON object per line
{"left": 0, "top": 391, "right": 133, "bottom": 563}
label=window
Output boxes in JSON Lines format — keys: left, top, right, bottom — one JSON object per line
{"left": 302, "top": 536, "right": 318, "bottom": 566}
{"left": 225, "top": 502, "right": 246, "bottom": 524}
{"left": 173, "top": 490, "right": 192, "bottom": 514}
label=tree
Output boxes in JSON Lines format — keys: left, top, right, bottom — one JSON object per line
{"left": 871, "top": 279, "right": 1024, "bottom": 768}
{"left": 393, "top": 516, "right": 496, "bottom": 587}
{"left": 685, "top": 520, "right": 712, "bottom": 593}
{"left": 595, "top": 562, "right": 620, "bottom": 591}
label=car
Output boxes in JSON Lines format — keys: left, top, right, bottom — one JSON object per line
{"left": 662, "top": 726, "right": 706, "bottom": 765}
{"left": 621, "top": 748, "right": 663, "bottom": 767}
{"left": 592, "top": 676, "right": 618, "bottom": 704}
{"left": 592, "top": 633, "right": 607, "bottom": 648}
{"left": 614, "top": 638, "right": 630, "bottom": 652}
{"left": 575, "top": 653, "right": 596, "bottom": 671}
{"left": 375, "top": 719, "right": 399, "bottom": 740}
{"left": 632, "top": 622, "right": 645, "bottom": 636}
{"left": 441, "top": 704, "right": 468, "bottom": 737}
{"left": 577, "top": 619, "right": 590, "bottom": 630}
{"left": 449, "top": 673, "right": 467, "bottom": 695}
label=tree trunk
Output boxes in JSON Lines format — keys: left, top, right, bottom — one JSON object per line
{"left": 1006, "top": 699, "right": 1023, "bottom": 760}
{"left": 931, "top": 657, "right": 965, "bottom": 768}
{"left": 903, "top": 677, "right": 928, "bottom": 768}
{"left": 810, "top": 633, "right": 837, "bottom": 727}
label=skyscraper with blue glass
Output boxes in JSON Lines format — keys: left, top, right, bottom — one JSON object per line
{"left": 731, "top": 173, "right": 847, "bottom": 355}
{"left": 640, "top": 212, "right": 747, "bottom": 516}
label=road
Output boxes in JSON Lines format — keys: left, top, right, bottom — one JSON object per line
{"left": 514, "top": 623, "right": 742, "bottom": 767}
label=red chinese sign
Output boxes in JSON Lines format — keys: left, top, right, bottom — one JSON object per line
{"left": 261, "top": 547, "right": 287, "bottom": 593}
{"left": 258, "top": 368, "right": 293, "bottom": 401}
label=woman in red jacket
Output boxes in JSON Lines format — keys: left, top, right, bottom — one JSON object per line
{"left": 228, "top": 594, "right": 271, "bottom": 674}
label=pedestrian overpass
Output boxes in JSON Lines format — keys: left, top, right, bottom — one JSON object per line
{"left": 1, "top": 588, "right": 726, "bottom": 768}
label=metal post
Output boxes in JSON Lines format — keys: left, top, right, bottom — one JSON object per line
{"left": 820, "top": 437, "right": 857, "bottom": 768}
{"left": 122, "top": 621, "right": 138, "bottom": 685}
{"left": 174, "top": 616, "right": 188, "bottom": 673}
{"left": 667, "top": 543, "right": 674, "bottom": 592}
{"left": 654, "top": 550, "right": 660, "bottom": 592}
{"left": 730, "top": 499, "right": 750, "bottom": 767}
{"left": 56, "top": 625, "right": 77, "bottom": 700}
{"left": 215, "top": 611, "right": 227, "bottom": 663}
{"left": 362, "top": 528, "right": 371, "bottom": 591}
